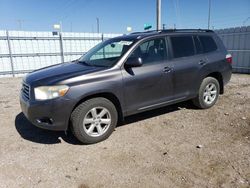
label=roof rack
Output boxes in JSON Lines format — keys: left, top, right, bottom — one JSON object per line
{"left": 130, "top": 30, "right": 161, "bottom": 35}
{"left": 130, "top": 29, "right": 213, "bottom": 35}
{"left": 161, "top": 29, "right": 214, "bottom": 33}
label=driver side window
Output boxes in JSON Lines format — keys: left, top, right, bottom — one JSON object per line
{"left": 130, "top": 38, "right": 167, "bottom": 64}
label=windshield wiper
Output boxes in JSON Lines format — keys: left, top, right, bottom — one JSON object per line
{"left": 77, "top": 60, "right": 92, "bottom": 66}
{"left": 71, "top": 59, "right": 78, "bottom": 62}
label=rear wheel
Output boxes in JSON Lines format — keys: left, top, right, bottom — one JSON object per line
{"left": 70, "top": 97, "right": 118, "bottom": 144}
{"left": 192, "top": 77, "right": 220, "bottom": 109}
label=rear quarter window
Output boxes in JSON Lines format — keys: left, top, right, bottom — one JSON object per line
{"left": 170, "top": 36, "right": 195, "bottom": 58}
{"left": 199, "top": 35, "right": 217, "bottom": 53}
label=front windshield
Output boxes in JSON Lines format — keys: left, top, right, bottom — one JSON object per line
{"left": 78, "top": 38, "right": 135, "bottom": 67}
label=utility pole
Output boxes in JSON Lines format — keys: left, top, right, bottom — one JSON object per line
{"left": 156, "top": 0, "right": 161, "bottom": 31}
{"left": 96, "top": 17, "right": 100, "bottom": 33}
{"left": 208, "top": 0, "right": 211, "bottom": 29}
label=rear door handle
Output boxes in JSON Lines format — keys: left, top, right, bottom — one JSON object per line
{"left": 163, "top": 66, "right": 172, "bottom": 73}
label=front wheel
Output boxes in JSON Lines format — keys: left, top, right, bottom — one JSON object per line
{"left": 192, "top": 77, "right": 220, "bottom": 109}
{"left": 70, "top": 97, "right": 118, "bottom": 144}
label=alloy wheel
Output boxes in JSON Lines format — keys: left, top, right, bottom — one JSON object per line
{"left": 203, "top": 83, "right": 217, "bottom": 105}
{"left": 83, "top": 107, "right": 111, "bottom": 137}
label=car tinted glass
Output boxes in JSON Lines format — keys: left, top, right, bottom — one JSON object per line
{"left": 131, "top": 38, "right": 167, "bottom": 64}
{"left": 140, "top": 40, "right": 154, "bottom": 54}
{"left": 199, "top": 36, "right": 217, "bottom": 53}
{"left": 171, "top": 36, "right": 195, "bottom": 58}
{"left": 194, "top": 36, "right": 203, "bottom": 54}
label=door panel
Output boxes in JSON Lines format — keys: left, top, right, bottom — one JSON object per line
{"left": 122, "top": 37, "right": 173, "bottom": 115}
{"left": 122, "top": 61, "right": 173, "bottom": 114}
{"left": 170, "top": 56, "right": 204, "bottom": 98}
{"left": 169, "top": 35, "right": 204, "bottom": 99}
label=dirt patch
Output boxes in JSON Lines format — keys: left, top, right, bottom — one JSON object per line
{"left": 0, "top": 74, "right": 249, "bottom": 188}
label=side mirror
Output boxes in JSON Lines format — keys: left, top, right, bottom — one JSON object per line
{"left": 125, "top": 57, "right": 143, "bottom": 67}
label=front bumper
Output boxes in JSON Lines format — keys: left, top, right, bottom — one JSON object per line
{"left": 20, "top": 94, "right": 73, "bottom": 131}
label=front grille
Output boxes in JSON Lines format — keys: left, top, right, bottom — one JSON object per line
{"left": 22, "top": 82, "right": 30, "bottom": 100}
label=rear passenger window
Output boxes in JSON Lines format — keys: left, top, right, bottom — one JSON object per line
{"left": 170, "top": 36, "right": 195, "bottom": 58}
{"left": 194, "top": 36, "right": 203, "bottom": 54}
{"left": 199, "top": 36, "right": 217, "bottom": 53}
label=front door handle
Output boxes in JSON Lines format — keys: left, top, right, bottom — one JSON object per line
{"left": 198, "top": 59, "right": 207, "bottom": 65}
{"left": 163, "top": 66, "right": 172, "bottom": 73}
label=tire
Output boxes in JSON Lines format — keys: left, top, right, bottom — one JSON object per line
{"left": 192, "top": 77, "right": 220, "bottom": 109}
{"left": 70, "top": 97, "right": 118, "bottom": 144}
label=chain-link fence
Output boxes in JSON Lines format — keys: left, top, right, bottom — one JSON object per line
{"left": 0, "top": 30, "right": 121, "bottom": 77}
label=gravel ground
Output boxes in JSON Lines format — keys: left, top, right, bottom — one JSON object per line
{"left": 0, "top": 74, "right": 249, "bottom": 188}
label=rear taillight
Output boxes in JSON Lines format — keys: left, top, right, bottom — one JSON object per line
{"left": 226, "top": 54, "right": 232, "bottom": 64}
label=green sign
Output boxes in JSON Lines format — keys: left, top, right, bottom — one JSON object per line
{"left": 144, "top": 23, "right": 152, "bottom": 30}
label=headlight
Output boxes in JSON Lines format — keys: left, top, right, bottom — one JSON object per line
{"left": 34, "top": 85, "right": 69, "bottom": 100}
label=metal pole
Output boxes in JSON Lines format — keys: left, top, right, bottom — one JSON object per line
{"left": 96, "top": 17, "right": 100, "bottom": 33}
{"left": 162, "top": 24, "right": 166, "bottom": 30}
{"left": 59, "top": 21, "right": 64, "bottom": 63}
{"left": 101, "top": 33, "right": 105, "bottom": 58}
{"left": 208, "top": 0, "right": 211, "bottom": 29}
{"left": 6, "top": 30, "right": 15, "bottom": 77}
{"left": 59, "top": 32, "right": 64, "bottom": 63}
{"left": 60, "top": 21, "right": 63, "bottom": 33}
{"left": 156, "top": 0, "right": 162, "bottom": 31}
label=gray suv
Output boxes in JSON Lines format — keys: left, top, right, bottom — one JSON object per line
{"left": 20, "top": 29, "right": 232, "bottom": 144}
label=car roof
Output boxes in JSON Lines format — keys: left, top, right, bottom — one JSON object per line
{"left": 114, "top": 29, "right": 215, "bottom": 41}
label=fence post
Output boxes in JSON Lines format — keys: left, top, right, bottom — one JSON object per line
{"left": 101, "top": 33, "right": 104, "bottom": 41}
{"left": 59, "top": 32, "right": 64, "bottom": 63}
{"left": 6, "top": 30, "right": 15, "bottom": 77}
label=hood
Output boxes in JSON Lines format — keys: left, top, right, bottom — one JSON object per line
{"left": 24, "top": 61, "right": 107, "bottom": 86}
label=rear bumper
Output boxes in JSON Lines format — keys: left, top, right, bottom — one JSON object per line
{"left": 20, "top": 95, "right": 73, "bottom": 131}
{"left": 222, "top": 64, "right": 232, "bottom": 86}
